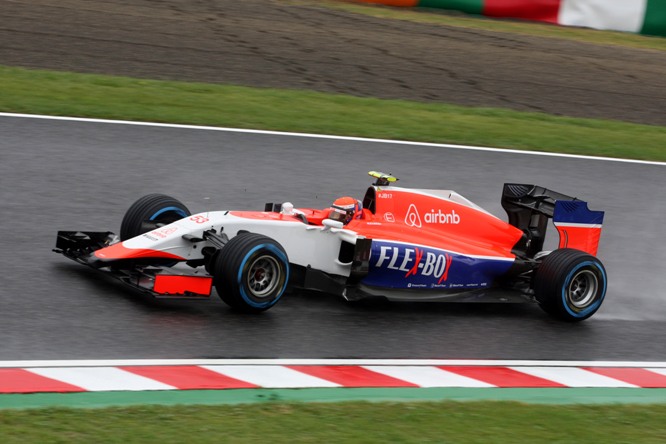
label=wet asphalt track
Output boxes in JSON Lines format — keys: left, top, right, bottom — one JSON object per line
{"left": 1, "top": 115, "right": 665, "bottom": 361}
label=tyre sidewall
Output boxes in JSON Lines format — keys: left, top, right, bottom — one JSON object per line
{"left": 120, "top": 194, "right": 191, "bottom": 241}
{"left": 213, "top": 233, "right": 290, "bottom": 312}
{"left": 559, "top": 258, "right": 607, "bottom": 320}
{"left": 148, "top": 206, "right": 189, "bottom": 222}
{"left": 236, "top": 243, "right": 289, "bottom": 310}
{"left": 535, "top": 249, "right": 607, "bottom": 322}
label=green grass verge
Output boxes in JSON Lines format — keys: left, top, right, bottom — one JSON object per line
{"left": 1, "top": 400, "right": 666, "bottom": 443}
{"left": 2, "top": 65, "right": 665, "bottom": 162}
{"left": 310, "top": 0, "right": 666, "bottom": 51}
{"left": 4, "top": 388, "right": 666, "bottom": 409}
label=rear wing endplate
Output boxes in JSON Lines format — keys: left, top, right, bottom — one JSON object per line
{"left": 501, "top": 184, "right": 604, "bottom": 257}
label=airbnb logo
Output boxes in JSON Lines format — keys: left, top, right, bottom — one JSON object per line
{"left": 405, "top": 204, "right": 422, "bottom": 227}
{"left": 425, "top": 209, "right": 460, "bottom": 224}
{"left": 405, "top": 204, "right": 461, "bottom": 227}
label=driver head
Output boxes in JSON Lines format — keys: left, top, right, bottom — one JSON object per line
{"left": 329, "top": 196, "right": 362, "bottom": 224}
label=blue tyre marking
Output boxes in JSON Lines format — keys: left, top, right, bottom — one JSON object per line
{"left": 561, "top": 260, "right": 607, "bottom": 318}
{"left": 237, "top": 243, "right": 289, "bottom": 309}
{"left": 150, "top": 206, "right": 188, "bottom": 220}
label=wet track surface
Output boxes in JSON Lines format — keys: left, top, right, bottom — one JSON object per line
{"left": 1, "top": 116, "right": 664, "bottom": 361}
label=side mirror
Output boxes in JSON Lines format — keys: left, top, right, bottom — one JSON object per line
{"left": 322, "top": 219, "right": 344, "bottom": 230}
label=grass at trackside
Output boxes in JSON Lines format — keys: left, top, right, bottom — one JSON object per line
{"left": 1, "top": 401, "right": 666, "bottom": 443}
{"left": 2, "top": 65, "right": 665, "bottom": 162}
{"left": 308, "top": 0, "right": 666, "bottom": 52}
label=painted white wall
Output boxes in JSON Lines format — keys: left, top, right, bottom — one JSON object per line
{"left": 559, "top": 0, "right": 647, "bottom": 32}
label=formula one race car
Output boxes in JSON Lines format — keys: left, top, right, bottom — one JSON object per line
{"left": 54, "top": 172, "right": 607, "bottom": 321}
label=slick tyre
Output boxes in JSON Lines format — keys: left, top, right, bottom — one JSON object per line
{"left": 212, "top": 233, "right": 289, "bottom": 313}
{"left": 534, "top": 249, "right": 607, "bottom": 322}
{"left": 120, "top": 194, "right": 191, "bottom": 241}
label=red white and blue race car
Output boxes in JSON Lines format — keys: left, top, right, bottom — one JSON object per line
{"left": 54, "top": 172, "right": 607, "bottom": 321}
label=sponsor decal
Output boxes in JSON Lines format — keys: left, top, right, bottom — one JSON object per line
{"left": 374, "top": 245, "right": 452, "bottom": 284}
{"left": 383, "top": 212, "right": 395, "bottom": 223}
{"left": 362, "top": 241, "right": 515, "bottom": 290}
{"left": 405, "top": 204, "right": 422, "bottom": 227}
{"left": 424, "top": 209, "right": 460, "bottom": 225}
{"left": 405, "top": 204, "right": 460, "bottom": 227}
{"left": 149, "top": 226, "right": 178, "bottom": 239}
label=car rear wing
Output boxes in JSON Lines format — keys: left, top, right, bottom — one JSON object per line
{"left": 501, "top": 184, "right": 604, "bottom": 257}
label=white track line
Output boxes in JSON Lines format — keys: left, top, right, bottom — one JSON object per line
{"left": 1, "top": 113, "right": 663, "bottom": 166}
{"left": 2, "top": 359, "right": 666, "bottom": 368}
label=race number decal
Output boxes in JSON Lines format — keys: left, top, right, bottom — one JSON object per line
{"left": 190, "top": 215, "right": 210, "bottom": 224}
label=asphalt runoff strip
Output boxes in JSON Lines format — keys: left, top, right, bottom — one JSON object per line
{"left": 2, "top": 388, "right": 666, "bottom": 410}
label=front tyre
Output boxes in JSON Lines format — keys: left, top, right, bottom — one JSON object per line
{"left": 212, "top": 233, "right": 289, "bottom": 313}
{"left": 120, "top": 194, "right": 191, "bottom": 241}
{"left": 534, "top": 248, "right": 607, "bottom": 322}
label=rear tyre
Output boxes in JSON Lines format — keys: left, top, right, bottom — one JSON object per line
{"left": 534, "top": 248, "right": 607, "bottom": 322}
{"left": 120, "top": 194, "right": 191, "bottom": 241}
{"left": 212, "top": 233, "right": 289, "bottom": 313}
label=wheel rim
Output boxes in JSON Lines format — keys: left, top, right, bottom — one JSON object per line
{"left": 246, "top": 255, "right": 281, "bottom": 299}
{"left": 567, "top": 269, "right": 599, "bottom": 309}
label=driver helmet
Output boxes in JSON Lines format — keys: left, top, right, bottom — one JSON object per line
{"left": 328, "top": 196, "right": 362, "bottom": 224}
